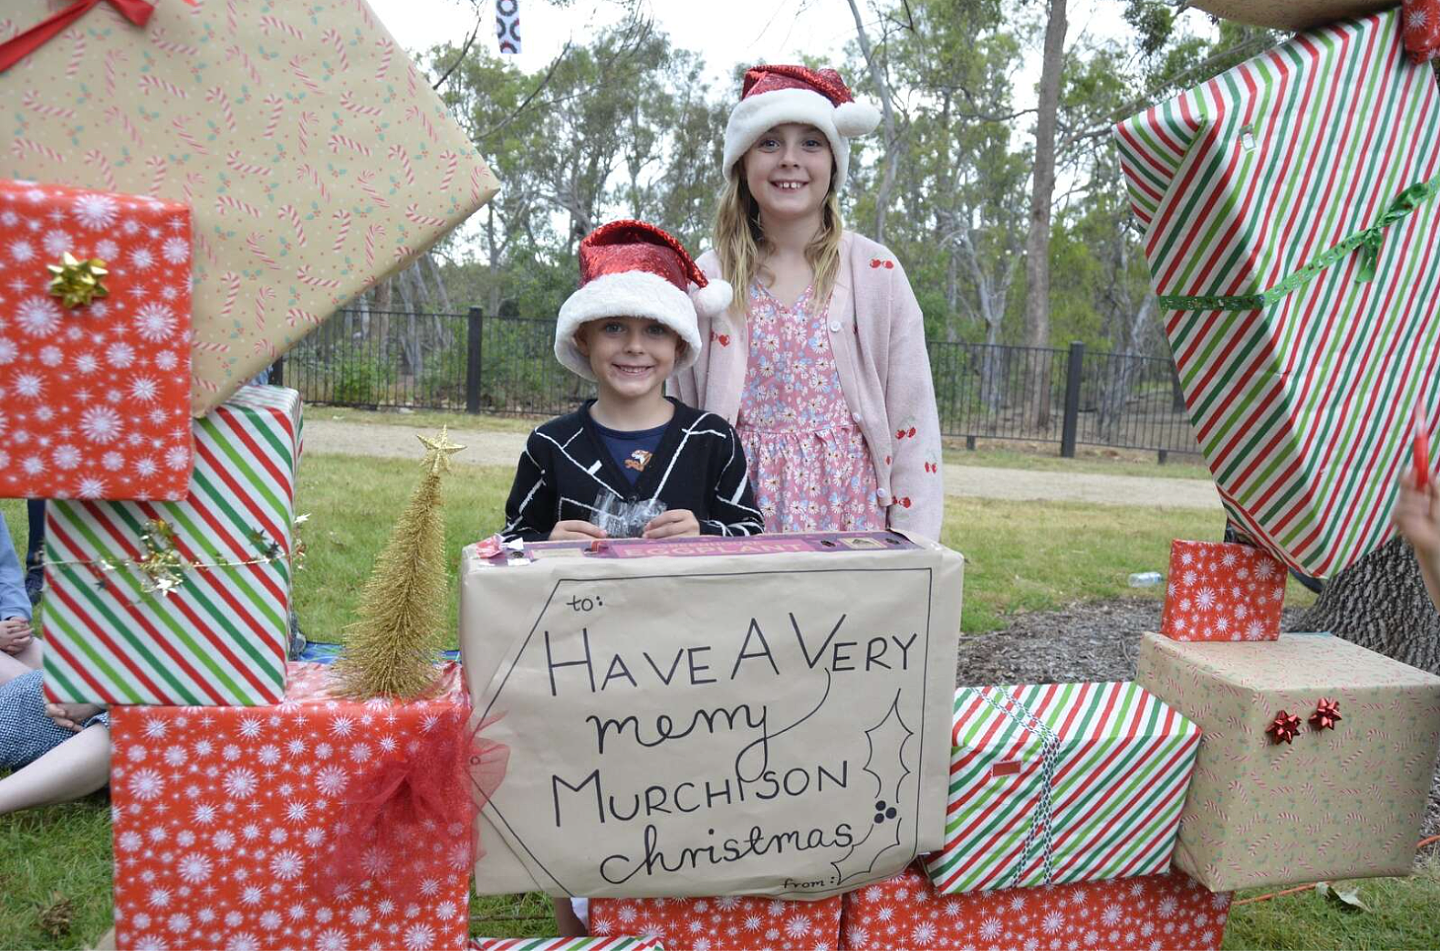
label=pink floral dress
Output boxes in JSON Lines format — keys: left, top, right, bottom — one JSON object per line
{"left": 736, "top": 282, "right": 885, "bottom": 533}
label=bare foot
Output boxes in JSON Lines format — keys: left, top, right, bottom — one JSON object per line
{"left": 45, "top": 702, "right": 104, "bottom": 732}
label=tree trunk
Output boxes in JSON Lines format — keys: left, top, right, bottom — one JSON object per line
{"left": 1295, "top": 537, "right": 1440, "bottom": 675}
{"left": 846, "top": 0, "right": 899, "bottom": 245}
{"left": 1023, "top": 0, "right": 1067, "bottom": 429}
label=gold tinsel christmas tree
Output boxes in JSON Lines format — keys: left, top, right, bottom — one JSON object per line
{"left": 336, "top": 428, "right": 464, "bottom": 699}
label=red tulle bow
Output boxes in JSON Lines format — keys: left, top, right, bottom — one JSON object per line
{"left": 0, "top": 1, "right": 154, "bottom": 74}
{"left": 313, "top": 704, "right": 509, "bottom": 898}
{"left": 1265, "top": 710, "right": 1303, "bottom": 745}
{"left": 1309, "top": 698, "right": 1342, "bottom": 731}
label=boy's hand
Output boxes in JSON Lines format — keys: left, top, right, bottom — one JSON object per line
{"left": 1395, "top": 469, "right": 1440, "bottom": 557}
{"left": 549, "top": 520, "right": 607, "bottom": 541}
{"left": 0, "top": 617, "right": 32, "bottom": 654}
{"left": 643, "top": 509, "right": 700, "bottom": 539}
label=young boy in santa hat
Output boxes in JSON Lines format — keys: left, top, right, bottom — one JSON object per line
{"left": 500, "top": 220, "right": 763, "bottom": 542}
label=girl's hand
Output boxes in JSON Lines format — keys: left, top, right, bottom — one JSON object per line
{"left": 643, "top": 510, "right": 700, "bottom": 539}
{"left": 0, "top": 617, "right": 32, "bottom": 654}
{"left": 1395, "top": 469, "right": 1440, "bottom": 558}
{"left": 549, "top": 520, "right": 607, "bottom": 541}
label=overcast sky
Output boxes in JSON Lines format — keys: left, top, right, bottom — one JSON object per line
{"left": 363, "top": 0, "right": 1217, "bottom": 257}
{"left": 365, "top": 0, "right": 1199, "bottom": 106}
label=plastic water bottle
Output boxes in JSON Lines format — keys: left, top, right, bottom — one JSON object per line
{"left": 1128, "top": 571, "right": 1162, "bottom": 587}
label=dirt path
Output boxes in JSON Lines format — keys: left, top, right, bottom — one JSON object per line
{"left": 302, "top": 419, "right": 1222, "bottom": 510}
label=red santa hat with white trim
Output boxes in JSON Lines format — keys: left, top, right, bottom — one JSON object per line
{"left": 555, "top": 220, "right": 732, "bottom": 381}
{"left": 723, "top": 64, "right": 882, "bottom": 187}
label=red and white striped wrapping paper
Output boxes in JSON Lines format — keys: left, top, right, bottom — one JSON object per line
{"left": 924, "top": 682, "right": 1199, "bottom": 894}
{"left": 1114, "top": 8, "right": 1440, "bottom": 579}
{"left": 42, "top": 385, "right": 300, "bottom": 706}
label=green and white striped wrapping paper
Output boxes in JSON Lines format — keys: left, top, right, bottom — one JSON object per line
{"left": 923, "top": 682, "right": 1200, "bottom": 894}
{"left": 42, "top": 386, "right": 301, "bottom": 706}
{"left": 1113, "top": 9, "right": 1440, "bottom": 578}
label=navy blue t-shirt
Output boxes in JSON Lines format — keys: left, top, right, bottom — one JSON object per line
{"left": 592, "top": 419, "right": 668, "bottom": 484}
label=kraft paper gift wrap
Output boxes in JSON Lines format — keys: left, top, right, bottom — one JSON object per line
{"left": 459, "top": 531, "right": 964, "bottom": 899}
{"left": 1136, "top": 632, "right": 1440, "bottom": 891}
{"left": 1113, "top": 8, "right": 1440, "bottom": 579}
{"left": 1, "top": 0, "right": 499, "bottom": 414}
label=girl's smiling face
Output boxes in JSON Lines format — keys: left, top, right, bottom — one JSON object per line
{"left": 743, "top": 123, "right": 833, "bottom": 222}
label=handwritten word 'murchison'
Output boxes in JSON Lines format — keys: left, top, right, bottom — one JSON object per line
{"left": 543, "top": 614, "right": 919, "bottom": 697}
{"left": 550, "top": 758, "right": 849, "bottom": 829}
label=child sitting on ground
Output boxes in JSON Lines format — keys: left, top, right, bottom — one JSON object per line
{"left": 500, "top": 220, "right": 763, "bottom": 543}
{"left": 0, "top": 511, "right": 111, "bottom": 815}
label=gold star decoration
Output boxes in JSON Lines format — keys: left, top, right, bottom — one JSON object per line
{"left": 47, "top": 252, "right": 110, "bottom": 309}
{"left": 417, "top": 427, "right": 465, "bottom": 474}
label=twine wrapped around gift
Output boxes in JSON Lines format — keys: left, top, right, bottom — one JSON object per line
{"left": 976, "top": 688, "right": 1061, "bottom": 887}
{"left": 313, "top": 704, "right": 510, "bottom": 898}
{"left": 1157, "top": 176, "right": 1440, "bottom": 312}
{"left": 0, "top": 0, "right": 155, "bottom": 73}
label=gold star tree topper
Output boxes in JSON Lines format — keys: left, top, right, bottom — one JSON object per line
{"left": 418, "top": 427, "right": 465, "bottom": 474}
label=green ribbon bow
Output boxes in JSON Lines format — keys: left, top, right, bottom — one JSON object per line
{"left": 1158, "top": 176, "right": 1440, "bottom": 313}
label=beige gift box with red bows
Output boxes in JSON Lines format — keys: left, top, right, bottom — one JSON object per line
{"left": 1136, "top": 632, "right": 1440, "bottom": 891}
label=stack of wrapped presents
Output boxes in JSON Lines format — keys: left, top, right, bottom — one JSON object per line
{"left": 6, "top": 3, "right": 1440, "bottom": 950}
{"left": 2, "top": 1, "right": 497, "bottom": 948}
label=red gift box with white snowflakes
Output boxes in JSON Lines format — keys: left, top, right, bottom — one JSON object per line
{"left": 0, "top": 178, "right": 193, "bottom": 501}
{"left": 1405, "top": 0, "right": 1440, "bottom": 62}
{"left": 590, "top": 894, "right": 842, "bottom": 951}
{"left": 109, "top": 662, "right": 475, "bottom": 951}
{"left": 1159, "top": 540, "right": 1285, "bottom": 642}
{"left": 837, "top": 861, "right": 1231, "bottom": 951}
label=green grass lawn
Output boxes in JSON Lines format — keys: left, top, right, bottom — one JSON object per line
{"left": 309, "top": 406, "right": 1218, "bottom": 480}
{"left": 0, "top": 459, "right": 1430, "bottom": 950}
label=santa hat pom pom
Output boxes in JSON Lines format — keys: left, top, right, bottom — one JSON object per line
{"left": 833, "top": 100, "right": 881, "bottom": 137}
{"left": 691, "top": 279, "right": 733, "bottom": 318}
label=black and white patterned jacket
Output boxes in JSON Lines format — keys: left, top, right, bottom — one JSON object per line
{"left": 500, "top": 399, "right": 764, "bottom": 542}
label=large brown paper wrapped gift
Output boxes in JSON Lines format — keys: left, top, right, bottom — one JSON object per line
{"left": 1136, "top": 632, "right": 1440, "bottom": 891}
{"left": 1188, "top": 0, "right": 1394, "bottom": 29}
{"left": 1, "top": 0, "right": 499, "bottom": 415}
{"left": 459, "top": 531, "right": 965, "bottom": 899}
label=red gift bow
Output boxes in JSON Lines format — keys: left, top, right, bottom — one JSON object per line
{"left": 1405, "top": 0, "right": 1440, "bottom": 64}
{"left": 313, "top": 706, "right": 509, "bottom": 898}
{"left": 1309, "top": 697, "right": 1343, "bottom": 731}
{"left": 0, "top": 0, "right": 154, "bottom": 74}
{"left": 1265, "top": 710, "right": 1303, "bottom": 745}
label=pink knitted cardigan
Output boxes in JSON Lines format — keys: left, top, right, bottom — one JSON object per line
{"left": 672, "top": 230, "right": 944, "bottom": 540}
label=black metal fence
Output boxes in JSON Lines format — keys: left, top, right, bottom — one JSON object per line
{"left": 282, "top": 308, "right": 1201, "bottom": 459}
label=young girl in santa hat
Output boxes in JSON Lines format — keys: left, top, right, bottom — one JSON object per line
{"left": 672, "top": 65, "right": 944, "bottom": 539}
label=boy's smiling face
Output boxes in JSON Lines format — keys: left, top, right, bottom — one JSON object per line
{"left": 574, "top": 316, "right": 682, "bottom": 404}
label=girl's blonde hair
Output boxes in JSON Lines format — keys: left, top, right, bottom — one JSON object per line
{"left": 712, "top": 160, "right": 844, "bottom": 320}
